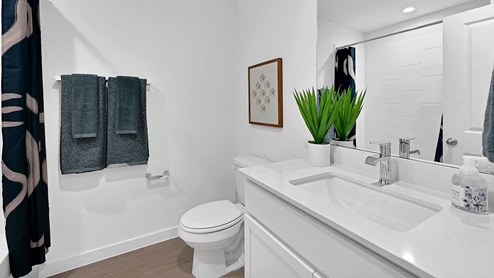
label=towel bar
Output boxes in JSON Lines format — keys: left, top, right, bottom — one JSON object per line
{"left": 146, "top": 170, "right": 170, "bottom": 180}
{"left": 55, "top": 76, "right": 151, "bottom": 86}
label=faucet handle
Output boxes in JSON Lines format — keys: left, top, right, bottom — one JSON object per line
{"left": 369, "top": 141, "right": 391, "bottom": 155}
{"left": 399, "top": 137, "right": 420, "bottom": 158}
{"left": 370, "top": 141, "right": 391, "bottom": 147}
{"left": 399, "top": 137, "right": 415, "bottom": 144}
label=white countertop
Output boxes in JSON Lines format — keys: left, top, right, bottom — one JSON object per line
{"left": 240, "top": 159, "right": 494, "bottom": 278}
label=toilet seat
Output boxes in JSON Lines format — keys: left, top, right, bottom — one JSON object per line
{"left": 180, "top": 200, "right": 243, "bottom": 234}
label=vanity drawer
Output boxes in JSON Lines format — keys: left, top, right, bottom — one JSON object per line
{"left": 244, "top": 214, "right": 316, "bottom": 278}
{"left": 245, "top": 181, "right": 419, "bottom": 278}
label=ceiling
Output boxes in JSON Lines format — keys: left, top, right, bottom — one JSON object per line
{"left": 317, "top": 0, "right": 488, "bottom": 33}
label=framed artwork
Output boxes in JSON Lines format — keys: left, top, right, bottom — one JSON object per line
{"left": 248, "top": 58, "right": 283, "bottom": 128}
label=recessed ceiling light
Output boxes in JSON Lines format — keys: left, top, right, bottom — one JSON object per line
{"left": 402, "top": 6, "right": 415, "bottom": 13}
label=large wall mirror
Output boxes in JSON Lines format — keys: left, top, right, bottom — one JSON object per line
{"left": 317, "top": 0, "right": 494, "bottom": 166}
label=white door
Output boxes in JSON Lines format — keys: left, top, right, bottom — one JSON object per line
{"left": 443, "top": 4, "right": 494, "bottom": 165}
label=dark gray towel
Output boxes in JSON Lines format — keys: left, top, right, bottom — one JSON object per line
{"left": 71, "top": 74, "right": 99, "bottom": 138}
{"left": 60, "top": 75, "right": 107, "bottom": 174}
{"left": 107, "top": 77, "right": 149, "bottom": 166}
{"left": 116, "top": 76, "right": 140, "bottom": 134}
{"left": 483, "top": 68, "right": 494, "bottom": 162}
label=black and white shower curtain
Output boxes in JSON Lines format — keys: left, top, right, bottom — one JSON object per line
{"left": 334, "top": 47, "right": 357, "bottom": 146}
{"left": 2, "top": 0, "right": 51, "bottom": 277}
{"left": 434, "top": 115, "right": 443, "bottom": 162}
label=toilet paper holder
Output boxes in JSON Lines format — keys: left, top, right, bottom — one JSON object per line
{"left": 146, "top": 170, "right": 170, "bottom": 180}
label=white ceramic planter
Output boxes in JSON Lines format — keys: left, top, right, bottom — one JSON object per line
{"left": 307, "top": 142, "right": 331, "bottom": 167}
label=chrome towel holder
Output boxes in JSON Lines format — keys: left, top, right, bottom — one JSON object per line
{"left": 54, "top": 75, "right": 151, "bottom": 86}
{"left": 146, "top": 170, "right": 170, "bottom": 180}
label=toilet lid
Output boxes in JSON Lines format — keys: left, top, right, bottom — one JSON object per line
{"left": 180, "top": 200, "right": 242, "bottom": 234}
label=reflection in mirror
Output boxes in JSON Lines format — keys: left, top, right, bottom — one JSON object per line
{"left": 317, "top": 0, "right": 493, "bottom": 167}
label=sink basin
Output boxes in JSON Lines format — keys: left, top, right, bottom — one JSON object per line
{"left": 290, "top": 173, "right": 442, "bottom": 232}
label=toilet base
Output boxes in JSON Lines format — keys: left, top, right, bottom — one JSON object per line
{"left": 192, "top": 248, "right": 227, "bottom": 278}
{"left": 192, "top": 248, "right": 245, "bottom": 278}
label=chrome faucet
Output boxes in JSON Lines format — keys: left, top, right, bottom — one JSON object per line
{"left": 365, "top": 141, "right": 391, "bottom": 185}
{"left": 399, "top": 137, "right": 421, "bottom": 159}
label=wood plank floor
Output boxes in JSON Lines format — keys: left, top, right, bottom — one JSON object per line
{"left": 50, "top": 238, "right": 244, "bottom": 278}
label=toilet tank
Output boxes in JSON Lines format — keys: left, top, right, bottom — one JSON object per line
{"left": 233, "top": 155, "right": 271, "bottom": 204}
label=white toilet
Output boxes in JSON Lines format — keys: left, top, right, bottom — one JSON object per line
{"left": 178, "top": 156, "right": 270, "bottom": 278}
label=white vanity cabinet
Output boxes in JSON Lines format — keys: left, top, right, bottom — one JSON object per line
{"left": 245, "top": 181, "right": 418, "bottom": 278}
{"left": 244, "top": 215, "right": 317, "bottom": 278}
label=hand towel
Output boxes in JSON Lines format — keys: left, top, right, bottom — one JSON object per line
{"left": 107, "top": 77, "right": 149, "bottom": 166}
{"left": 60, "top": 75, "right": 107, "bottom": 174}
{"left": 483, "top": 67, "right": 494, "bottom": 162}
{"left": 71, "top": 74, "right": 99, "bottom": 138}
{"left": 116, "top": 76, "right": 140, "bottom": 134}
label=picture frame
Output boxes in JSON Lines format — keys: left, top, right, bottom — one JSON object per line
{"left": 248, "top": 58, "right": 283, "bottom": 128}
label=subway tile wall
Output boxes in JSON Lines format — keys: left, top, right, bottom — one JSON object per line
{"left": 364, "top": 24, "right": 443, "bottom": 161}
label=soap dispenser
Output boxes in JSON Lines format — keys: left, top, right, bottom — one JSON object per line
{"left": 451, "top": 156, "right": 488, "bottom": 214}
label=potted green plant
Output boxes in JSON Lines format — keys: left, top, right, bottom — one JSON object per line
{"left": 294, "top": 86, "right": 339, "bottom": 166}
{"left": 332, "top": 87, "right": 366, "bottom": 148}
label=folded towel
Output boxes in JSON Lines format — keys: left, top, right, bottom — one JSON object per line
{"left": 60, "top": 75, "right": 107, "bottom": 174}
{"left": 71, "top": 74, "right": 99, "bottom": 138}
{"left": 483, "top": 67, "right": 494, "bottom": 162}
{"left": 107, "top": 77, "right": 149, "bottom": 166}
{"left": 116, "top": 76, "right": 140, "bottom": 134}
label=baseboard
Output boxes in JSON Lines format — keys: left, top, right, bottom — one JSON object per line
{"left": 39, "top": 226, "right": 178, "bottom": 277}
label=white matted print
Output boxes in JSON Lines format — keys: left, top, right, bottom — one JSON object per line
{"left": 248, "top": 58, "right": 283, "bottom": 128}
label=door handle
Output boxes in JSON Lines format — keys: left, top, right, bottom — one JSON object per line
{"left": 446, "top": 138, "right": 458, "bottom": 146}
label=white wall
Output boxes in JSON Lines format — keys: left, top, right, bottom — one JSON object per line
{"left": 365, "top": 0, "right": 489, "bottom": 40}
{"left": 316, "top": 20, "right": 365, "bottom": 90}
{"left": 40, "top": 0, "right": 236, "bottom": 275}
{"left": 235, "top": 0, "right": 318, "bottom": 162}
{"left": 316, "top": 20, "right": 366, "bottom": 146}
{"left": 364, "top": 24, "right": 443, "bottom": 161}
